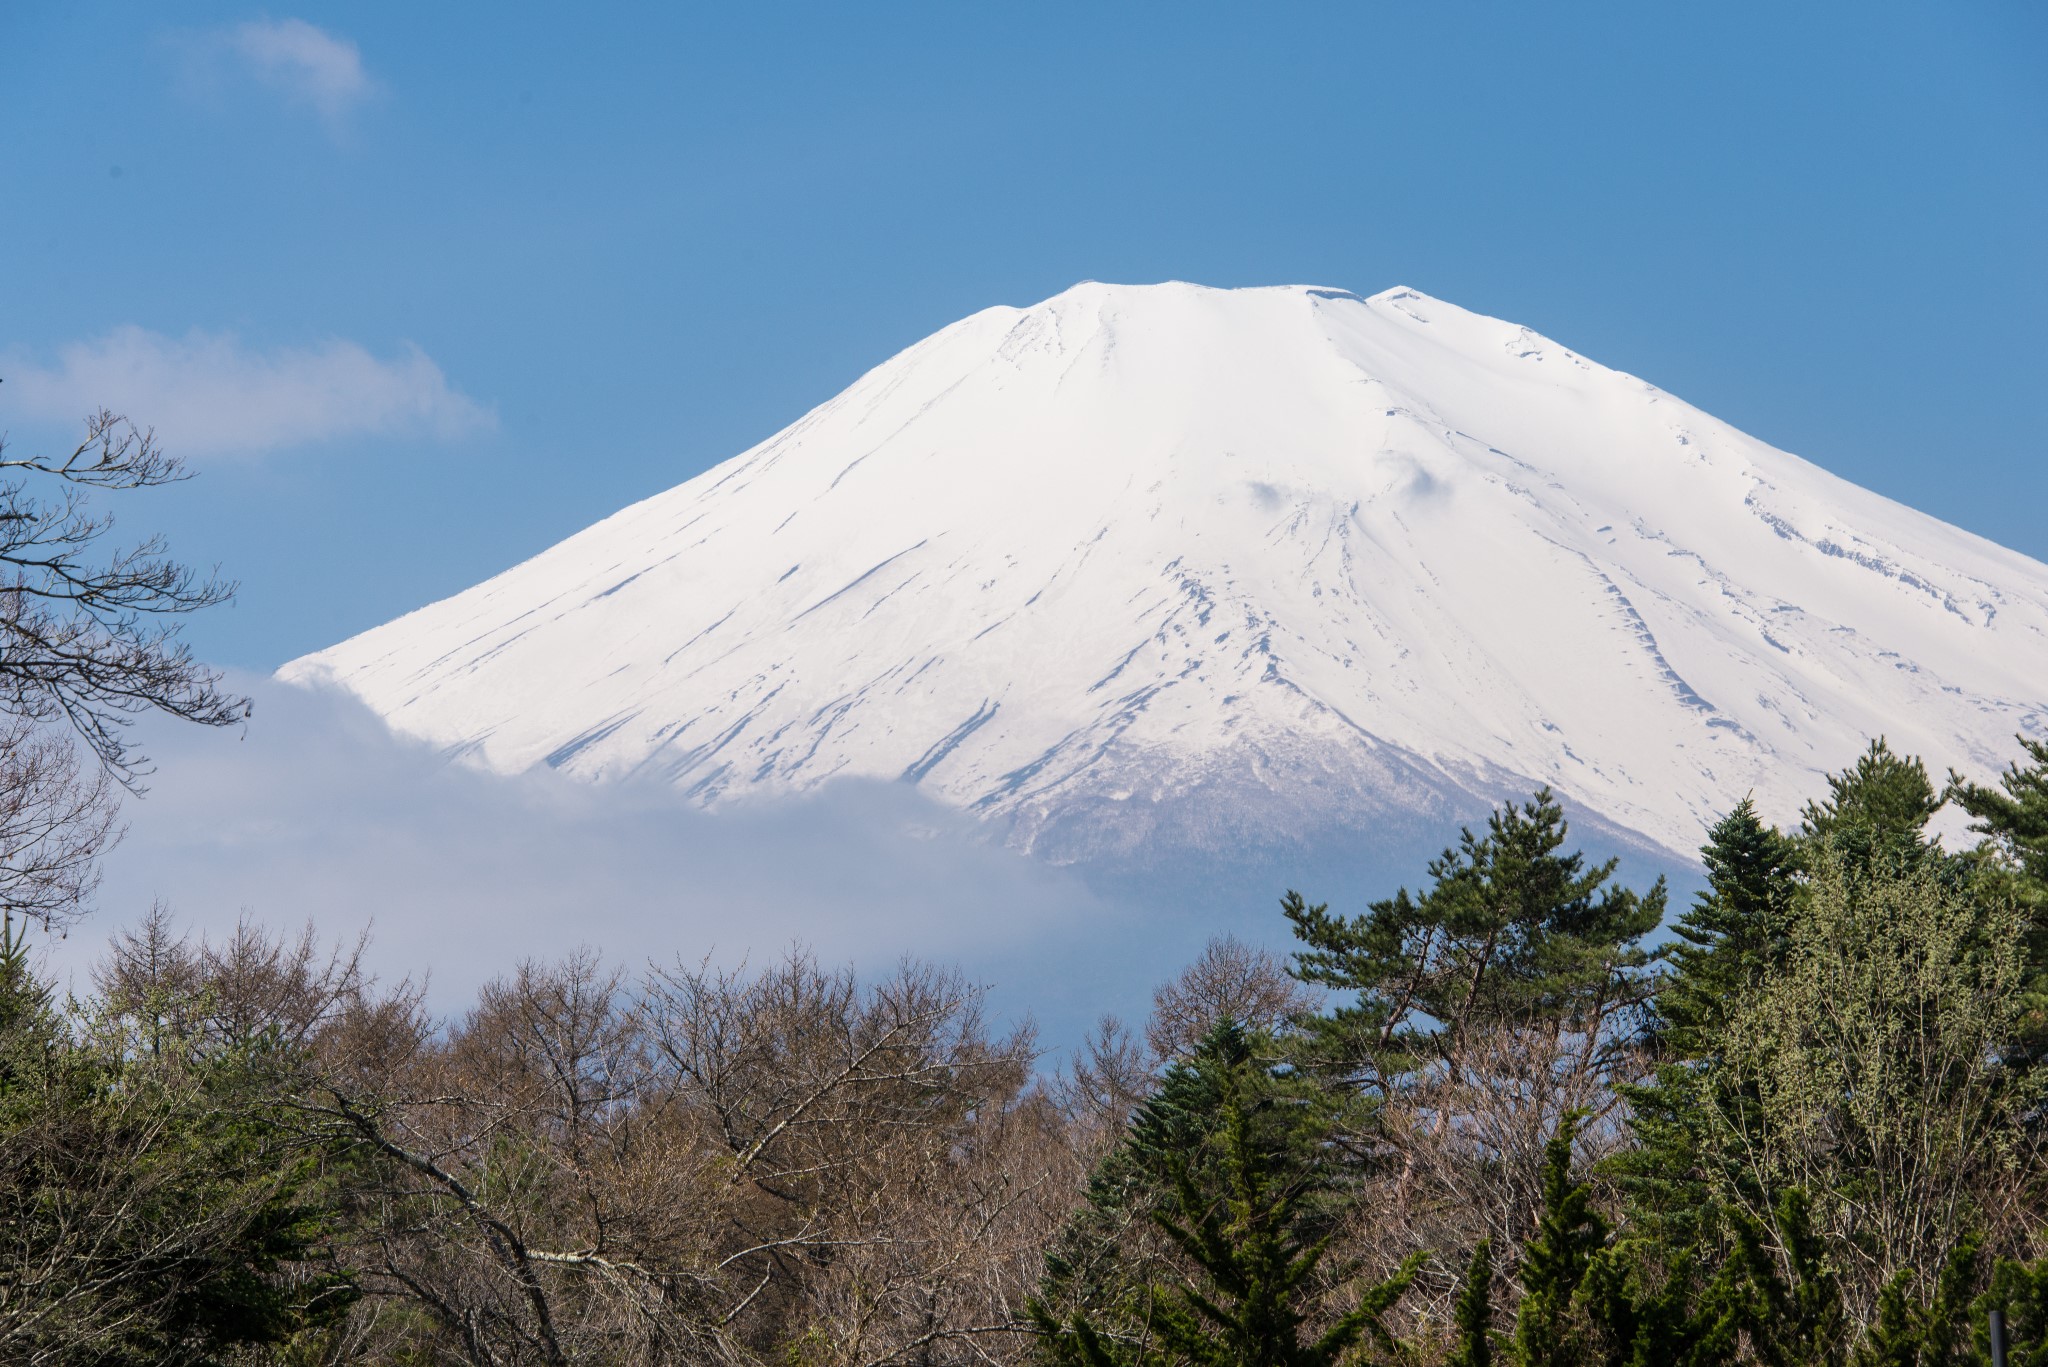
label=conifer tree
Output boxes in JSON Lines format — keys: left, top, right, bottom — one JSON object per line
{"left": 1949, "top": 736, "right": 2048, "bottom": 1061}
{"left": 1617, "top": 800, "right": 1798, "bottom": 1247}
{"left": 0, "top": 937, "right": 356, "bottom": 1363}
{"left": 1513, "top": 1115, "right": 1608, "bottom": 1367}
{"left": 1949, "top": 736, "right": 2048, "bottom": 900}
{"left": 1658, "top": 798, "right": 1801, "bottom": 1058}
{"left": 1743, "top": 1190, "right": 1849, "bottom": 1367}
{"left": 1448, "top": 1240, "right": 1495, "bottom": 1367}
{"left": 1032, "top": 1022, "right": 1418, "bottom": 1367}
{"left": 1285, "top": 788, "right": 1665, "bottom": 1088}
{"left": 1975, "top": 1255, "right": 2048, "bottom": 1367}
{"left": 1798, "top": 737, "right": 1946, "bottom": 873}
{"left": 1852, "top": 1237, "right": 1978, "bottom": 1367}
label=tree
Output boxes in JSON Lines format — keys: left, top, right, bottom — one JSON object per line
{"left": 1032, "top": 1022, "right": 1419, "bottom": 1367}
{"left": 1617, "top": 800, "right": 1800, "bottom": 1248}
{"left": 304, "top": 945, "right": 1048, "bottom": 1367}
{"left": 0, "top": 408, "right": 246, "bottom": 940}
{"left": 1684, "top": 839, "right": 2041, "bottom": 1329}
{"left": 1798, "top": 738, "right": 1945, "bottom": 875}
{"left": 0, "top": 916, "right": 357, "bottom": 1364}
{"left": 0, "top": 716, "right": 119, "bottom": 933}
{"left": 1512, "top": 1117, "right": 1609, "bottom": 1367}
{"left": 0, "top": 408, "right": 247, "bottom": 787}
{"left": 1447, "top": 1240, "right": 1496, "bottom": 1367}
{"left": 1285, "top": 790, "right": 1666, "bottom": 1262}
{"left": 1949, "top": 736, "right": 2048, "bottom": 1062}
{"left": 1950, "top": 737, "right": 2048, "bottom": 900}
{"left": 1146, "top": 934, "right": 1318, "bottom": 1066}
{"left": 1657, "top": 798, "right": 1801, "bottom": 1062}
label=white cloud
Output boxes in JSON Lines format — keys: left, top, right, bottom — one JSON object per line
{"left": 224, "top": 18, "right": 374, "bottom": 127}
{"left": 2, "top": 327, "right": 494, "bottom": 458}
{"left": 32, "top": 676, "right": 1168, "bottom": 1049}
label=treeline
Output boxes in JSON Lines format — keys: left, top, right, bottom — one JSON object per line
{"left": 1, "top": 736, "right": 2043, "bottom": 1365}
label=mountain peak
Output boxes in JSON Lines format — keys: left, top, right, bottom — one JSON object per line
{"left": 283, "top": 284, "right": 2048, "bottom": 866}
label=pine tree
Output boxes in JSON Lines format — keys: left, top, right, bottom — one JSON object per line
{"left": 1448, "top": 1240, "right": 1494, "bottom": 1367}
{"left": 1286, "top": 788, "right": 1666, "bottom": 1087}
{"left": 1951, "top": 736, "right": 2048, "bottom": 899}
{"left": 1658, "top": 799, "right": 1800, "bottom": 1058}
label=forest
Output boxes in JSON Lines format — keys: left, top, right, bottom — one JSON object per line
{"left": 1, "top": 415, "right": 2045, "bottom": 1365}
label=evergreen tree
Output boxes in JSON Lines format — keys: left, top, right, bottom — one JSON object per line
{"left": 1448, "top": 1241, "right": 1494, "bottom": 1367}
{"left": 1285, "top": 788, "right": 1666, "bottom": 1087}
{"left": 0, "top": 935, "right": 356, "bottom": 1364}
{"left": 1034, "top": 1020, "right": 1279, "bottom": 1340}
{"left": 1742, "top": 1190, "right": 1849, "bottom": 1367}
{"left": 1949, "top": 736, "right": 2048, "bottom": 901}
{"left": 1512, "top": 1119, "right": 1811, "bottom": 1367}
{"left": 1798, "top": 738, "right": 1946, "bottom": 873}
{"left": 1031, "top": 1022, "right": 1418, "bottom": 1367}
{"left": 1513, "top": 1116, "right": 1608, "bottom": 1367}
{"left": 1974, "top": 1255, "right": 2048, "bottom": 1367}
{"left": 1852, "top": 1238, "right": 1978, "bottom": 1367}
{"left": 1949, "top": 736, "right": 2048, "bottom": 1061}
{"left": 1658, "top": 799, "right": 1801, "bottom": 1058}
{"left": 1617, "top": 800, "right": 1799, "bottom": 1247}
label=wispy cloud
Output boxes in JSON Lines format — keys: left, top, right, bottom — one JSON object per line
{"left": 222, "top": 18, "right": 374, "bottom": 128}
{"left": 2, "top": 327, "right": 494, "bottom": 459}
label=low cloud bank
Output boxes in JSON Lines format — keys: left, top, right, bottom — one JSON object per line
{"left": 29, "top": 675, "right": 1719, "bottom": 1055}
{"left": 41, "top": 676, "right": 1162, "bottom": 1051}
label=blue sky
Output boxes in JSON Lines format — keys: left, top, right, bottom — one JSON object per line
{"left": 4, "top": 2, "right": 2043, "bottom": 672}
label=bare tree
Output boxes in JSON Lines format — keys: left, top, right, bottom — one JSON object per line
{"left": 1054, "top": 1013, "right": 1153, "bottom": 1139}
{"left": 286, "top": 944, "right": 1060, "bottom": 1366}
{"left": 1144, "top": 933, "right": 1318, "bottom": 1064}
{"left": 0, "top": 716, "right": 118, "bottom": 932}
{"left": 0, "top": 408, "right": 247, "bottom": 788}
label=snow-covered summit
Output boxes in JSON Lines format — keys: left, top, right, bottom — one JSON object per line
{"left": 281, "top": 281, "right": 2048, "bottom": 863}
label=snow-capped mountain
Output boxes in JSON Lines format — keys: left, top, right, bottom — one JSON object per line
{"left": 281, "top": 282, "right": 2048, "bottom": 865}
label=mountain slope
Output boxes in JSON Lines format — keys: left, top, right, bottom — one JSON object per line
{"left": 281, "top": 282, "right": 2048, "bottom": 863}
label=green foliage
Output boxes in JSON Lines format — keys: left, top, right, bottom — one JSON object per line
{"left": 1618, "top": 738, "right": 2043, "bottom": 1356}
{"left": 1617, "top": 799, "right": 1801, "bottom": 1248}
{"left": 1741, "top": 1190, "right": 1850, "bottom": 1367}
{"left": 1031, "top": 1022, "right": 1417, "bottom": 1367}
{"left": 1850, "top": 1236, "right": 1982, "bottom": 1367}
{"left": 1513, "top": 1116, "right": 1609, "bottom": 1367}
{"left": 1975, "top": 1255, "right": 2048, "bottom": 1367}
{"left": 1949, "top": 735, "right": 2048, "bottom": 1059}
{"left": 1952, "top": 736, "right": 2048, "bottom": 897}
{"left": 1799, "top": 738, "right": 1946, "bottom": 872}
{"left": 0, "top": 938, "right": 356, "bottom": 1364}
{"left": 1659, "top": 798, "right": 1802, "bottom": 1059}
{"left": 1285, "top": 788, "right": 1666, "bottom": 1082}
{"left": 1691, "top": 839, "right": 2038, "bottom": 1318}
{"left": 1448, "top": 1241, "right": 1495, "bottom": 1367}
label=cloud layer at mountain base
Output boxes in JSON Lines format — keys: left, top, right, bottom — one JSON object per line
{"left": 46, "top": 676, "right": 1182, "bottom": 1050}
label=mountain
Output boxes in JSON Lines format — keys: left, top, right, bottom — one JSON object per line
{"left": 281, "top": 282, "right": 2048, "bottom": 869}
